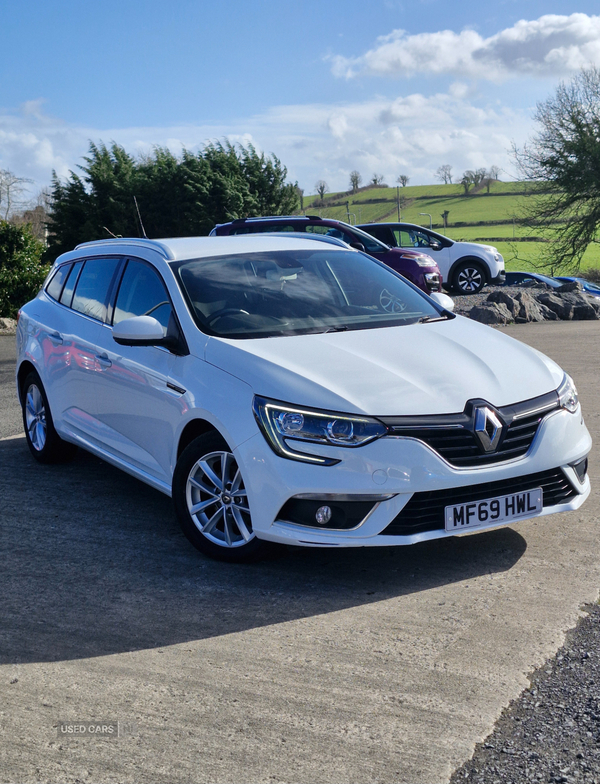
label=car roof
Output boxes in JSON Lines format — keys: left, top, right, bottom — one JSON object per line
{"left": 64, "top": 234, "right": 350, "bottom": 263}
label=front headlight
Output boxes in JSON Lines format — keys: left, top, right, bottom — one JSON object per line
{"left": 557, "top": 374, "right": 579, "bottom": 413}
{"left": 414, "top": 256, "right": 436, "bottom": 267}
{"left": 253, "top": 396, "right": 388, "bottom": 465}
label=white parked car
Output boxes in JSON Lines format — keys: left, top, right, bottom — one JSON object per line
{"left": 358, "top": 222, "right": 505, "bottom": 294}
{"left": 16, "top": 235, "right": 589, "bottom": 562}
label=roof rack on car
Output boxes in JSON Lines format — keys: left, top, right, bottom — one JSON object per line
{"left": 231, "top": 215, "right": 321, "bottom": 223}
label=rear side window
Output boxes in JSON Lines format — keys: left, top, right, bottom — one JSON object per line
{"left": 366, "top": 226, "right": 395, "bottom": 246}
{"left": 60, "top": 261, "right": 84, "bottom": 307}
{"left": 45, "top": 264, "right": 72, "bottom": 301}
{"left": 113, "top": 260, "right": 172, "bottom": 333}
{"left": 71, "top": 258, "right": 121, "bottom": 322}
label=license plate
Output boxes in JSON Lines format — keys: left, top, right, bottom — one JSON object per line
{"left": 444, "top": 488, "right": 543, "bottom": 532}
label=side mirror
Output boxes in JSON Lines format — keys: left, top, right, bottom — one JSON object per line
{"left": 429, "top": 241, "right": 441, "bottom": 250}
{"left": 113, "top": 315, "right": 165, "bottom": 346}
{"left": 430, "top": 292, "right": 455, "bottom": 312}
{"left": 350, "top": 241, "right": 366, "bottom": 252}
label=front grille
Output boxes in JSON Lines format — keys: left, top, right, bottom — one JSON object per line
{"left": 380, "top": 392, "right": 558, "bottom": 467}
{"left": 380, "top": 468, "right": 577, "bottom": 537}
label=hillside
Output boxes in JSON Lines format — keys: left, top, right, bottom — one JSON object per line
{"left": 299, "top": 182, "right": 600, "bottom": 272}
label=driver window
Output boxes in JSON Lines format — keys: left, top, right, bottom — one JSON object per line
{"left": 113, "top": 260, "right": 172, "bottom": 332}
{"left": 396, "top": 229, "right": 430, "bottom": 248}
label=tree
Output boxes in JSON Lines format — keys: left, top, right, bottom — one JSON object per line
{"left": 397, "top": 174, "right": 410, "bottom": 187}
{"left": 489, "top": 165, "right": 500, "bottom": 181}
{"left": 514, "top": 66, "right": 600, "bottom": 273}
{"left": 0, "top": 221, "right": 47, "bottom": 318}
{"left": 371, "top": 173, "right": 385, "bottom": 186}
{"left": 349, "top": 170, "right": 362, "bottom": 193}
{"left": 315, "top": 180, "right": 328, "bottom": 200}
{"left": 435, "top": 165, "right": 452, "bottom": 184}
{"left": 0, "top": 170, "right": 33, "bottom": 221}
{"left": 461, "top": 171, "right": 475, "bottom": 194}
{"left": 473, "top": 168, "right": 487, "bottom": 187}
{"left": 47, "top": 141, "right": 299, "bottom": 258}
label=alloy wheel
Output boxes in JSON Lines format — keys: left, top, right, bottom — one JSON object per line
{"left": 185, "top": 450, "right": 254, "bottom": 548}
{"left": 25, "top": 383, "right": 47, "bottom": 452}
{"left": 457, "top": 267, "right": 484, "bottom": 293}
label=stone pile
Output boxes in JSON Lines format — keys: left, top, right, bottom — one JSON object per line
{"left": 0, "top": 317, "right": 17, "bottom": 335}
{"left": 468, "top": 281, "right": 600, "bottom": 325}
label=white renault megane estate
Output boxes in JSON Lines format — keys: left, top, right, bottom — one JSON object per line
{"left": 16, "top": 235, "right": 590, "bottom": 562}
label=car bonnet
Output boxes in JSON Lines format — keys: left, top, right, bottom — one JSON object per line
{"left": 203, "top": 316, "right": 563, "bottom": 416}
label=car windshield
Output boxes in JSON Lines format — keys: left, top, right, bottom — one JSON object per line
{"left": 174, "top": 249, "right": 443, "bottom": 339}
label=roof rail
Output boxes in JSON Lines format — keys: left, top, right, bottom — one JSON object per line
{"left": 230, "top": 215, "right": 321, "bottom": 223}
{"left": 260, "top": 232, "right": 350, "bottom": 248}
{"left": 74, "top": 237, "right": 173, "bottom": 259}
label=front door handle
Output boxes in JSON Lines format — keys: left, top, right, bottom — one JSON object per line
{"left": 95, "top": 353, "right": 112, "bottom": 369}
{"left": 49, "top": 331, "right": 63, "bottom": 346}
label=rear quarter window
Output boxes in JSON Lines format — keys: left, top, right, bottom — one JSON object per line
{"left": 45, "top": 263, "right": 72, "bottom": 301}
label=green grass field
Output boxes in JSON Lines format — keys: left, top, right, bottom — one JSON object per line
{"left": 301, "top": 181, "right": 599, "bottom": 273}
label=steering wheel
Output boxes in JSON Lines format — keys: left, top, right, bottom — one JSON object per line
{"left": 207, "top": 308, "right": 250, "bottom": 325}
{"left": 379, "top": 289, "right": 407, "bottom": 314}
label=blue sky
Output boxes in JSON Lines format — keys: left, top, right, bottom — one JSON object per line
{"left": 1, "top": 0, "right": 600, "bottom": 198}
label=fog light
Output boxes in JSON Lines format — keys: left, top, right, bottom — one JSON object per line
{"left": 571, "top": 456, "right": 588, "bottom": 483}
{"left": 315, "top": 506, "right": 332, "bottom": 525}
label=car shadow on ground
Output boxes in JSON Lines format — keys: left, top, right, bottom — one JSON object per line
{"left": 0, "top": 437, "right": 527, "bottom": 665}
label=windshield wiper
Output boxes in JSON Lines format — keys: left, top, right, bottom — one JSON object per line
{"left": 324, "top": 325, "right": 349, "bottom": 333}
{"left": 417, "top": 314, "right": 451, "bottom": 324}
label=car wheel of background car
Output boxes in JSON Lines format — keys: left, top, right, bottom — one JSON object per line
{"left": 21, "top": 371, "right": 78, "bottom": 463}
{"left": 173, "top": 432, "right": 275, "bottom": 562}
{"left": 453, "top": 261, "right": 486, "bottom": 294}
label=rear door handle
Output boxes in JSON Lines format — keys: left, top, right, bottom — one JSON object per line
{"left": 95, "top": 353, "right": 112, "bottom": 368}
{"left": 49, "top": 331, "right": 63, "bottom": 346}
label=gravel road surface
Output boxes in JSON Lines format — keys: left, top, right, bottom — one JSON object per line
{"left": 0, "top": 322, "right": 599, "bottom": 784}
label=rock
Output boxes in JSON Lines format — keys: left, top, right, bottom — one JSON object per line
{"left": 0, "top": 317, "right": 17, "bottom": 333}
{"left": 556, "top": 281, "right": 584, "bottom": 293}
{"left": 486, "top": 290, "right": 520, "bottom": 318}
{"left": 559, "top": 292, "right": 599, "bottom": 320}
{"left": 514, "top": 291, "right": 547, "bottom": 323}
{"left": 536, "top": 292, "right": 574, "bottom": 320}
{"left": 469, "top": 303, "right": 513, "bottom": 324}
{"left": 537, "top": 303, "right": 559, "bottom": 321}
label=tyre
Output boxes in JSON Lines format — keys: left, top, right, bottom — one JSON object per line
{"left": 21, "top": 371, "right": 78, "bottom": 463}
{"left": 452, "top": 261, "right": 486, "bottom": 294}
{"left": 172, "top": 432, "right": 275, "bottom": 563}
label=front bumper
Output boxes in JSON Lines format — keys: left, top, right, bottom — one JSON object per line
{"left": 234, "top": 406, "right": 591, "bottom": 547}
{"left": 490, "top": 271, "right": 506, "bottom": 286}
{"left": 424, "top": 272, "right": 442, "bottom": 292}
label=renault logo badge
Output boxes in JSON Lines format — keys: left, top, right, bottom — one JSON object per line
{"left": 474, "top": 406, "right": 503, "bottom": 452}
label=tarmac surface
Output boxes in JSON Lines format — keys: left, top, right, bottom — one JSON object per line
{"left": 0, "top": 321, "right": 599, "bottom": 784}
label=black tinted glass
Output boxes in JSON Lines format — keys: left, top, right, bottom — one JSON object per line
{"left": 176, "top": 249, "right": 440, "bottom": 339}
{"left": 114, "top": 261, "right": 172, "bottom": 332}
{"left": 46, "top": 264, "right": 72, "bottom": 301}
{"left": 71, "top": 258, "right": 120, "bottom": 322}
{"left": 60, "top": 260, "right": 84, "bottom": 307}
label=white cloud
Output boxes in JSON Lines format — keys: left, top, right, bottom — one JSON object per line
{"left": 0, "top": 90, "right": 527, "bottom": 198}
{"left": 330, "top": 14, "right": 600, "bottom": 81}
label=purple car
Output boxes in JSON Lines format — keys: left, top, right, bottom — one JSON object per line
{"left": 209, "top": 216, "right": 443, "bottom": 294}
